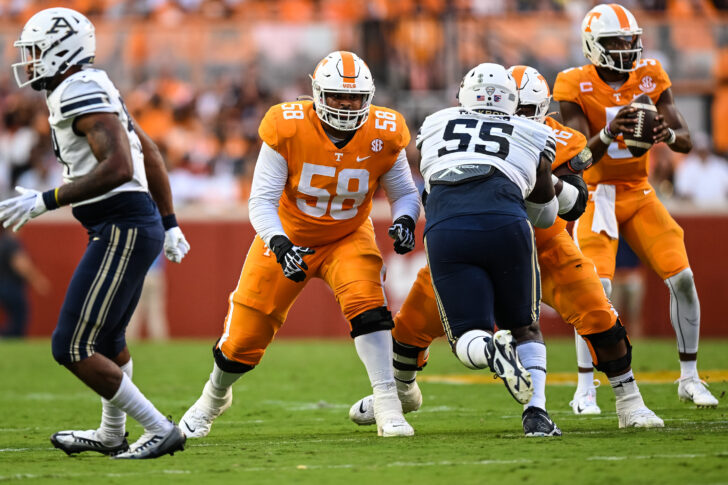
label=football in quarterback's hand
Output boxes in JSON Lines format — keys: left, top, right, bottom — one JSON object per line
{"left": 623, "top": 93, "right": 659, "bottom": 157}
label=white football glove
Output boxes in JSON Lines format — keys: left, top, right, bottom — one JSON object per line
{"left": 163, "top": 226, "right": 191, "bottom": 263}
{"left": 0, "top": 186, "right": 48, "bottom": 232}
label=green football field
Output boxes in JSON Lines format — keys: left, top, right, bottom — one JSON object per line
{"left": 1, "top": 338, "right": 726, "bottom": 485}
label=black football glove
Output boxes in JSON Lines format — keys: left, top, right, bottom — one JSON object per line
{"left": 269, "top": 235, "right": 315, "bottom": 283}
{"left": 388, "top": 215, "right": 416, "bottom": 254}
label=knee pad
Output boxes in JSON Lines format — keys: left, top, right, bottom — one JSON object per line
{"left": 665, "top": 268, "right": 696, "bottom": 299}
{"left": 350, "top": 306, "right": 394, "bottom": 338}
{"left": 583, "top": 319, "right": 632, "bottom": 374}
{"left": 392, "top": 338, "right": 429, "bottom": 372}
{"left": 213, "top": 342, "right": 255, "bottom": 374}
{"left": 600, "top": 278, "right": 613, "bottom": 298}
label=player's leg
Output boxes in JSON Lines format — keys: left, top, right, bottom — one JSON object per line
{"left": 425, "top": 220, "right": 533, "bottom": 406}
{"left": 621, "top": 192, "right": 717, "bottom": 407}
{"left": 326, "top": 223, "right": 413, "bottom": 437}
{"left": 541, "top": 232, "right": 661, "bottom": 427}
{"left": 490, "top": 220, "right": 559, "bottom": 436}
{"left": 572, "top": 201, "right": 620, "bottom": 410}
{"left": 181, "top": 236, "right": 309, "bottom": 438}
{"left": 51, "top": 221, "right": 185, "bottom": 458}
{"left": 349, "top": 265, "right": 441, "bottom": 425}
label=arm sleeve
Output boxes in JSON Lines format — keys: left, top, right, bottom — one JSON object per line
{"left": 379, "top": 149, "right": 421, "bottom": 222}
{"left": 248, "top": 143, "right": 288, "bottom": 247}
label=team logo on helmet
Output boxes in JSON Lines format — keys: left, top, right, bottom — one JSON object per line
{"left": 47, "top": 16, "right": 77, "bottom": 35}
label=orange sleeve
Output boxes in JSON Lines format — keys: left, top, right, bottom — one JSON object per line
{"left": 258, "top": 106, "right": 280, "bottom": 151}
{"left": 397, "top": 111, "right": 411, "bottom": 150}
{"left": 553, "top": 68, "right": 582, "bottom": 104}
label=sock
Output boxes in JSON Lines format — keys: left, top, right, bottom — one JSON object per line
{"left": 109, "top": 374, "right": 172, "bottom": 434}
{"left": 197, "top": 362, "right": 240, "bottom": 414}
{"left": 454, "top": 330, "right": 491, "bottom": 369}
{"left": 665, "top": 268, "right": 700, "bottom": 354}
{"left": 98, "top": 359, "right": 133, "bottom": 444}
{"left": 517, "top": 341, "right": 547, "bottom": 411}
{"left": 354, "top": 330, "right": 395, "bottom": 392}
{"left": 679, "top": 359, "right": 698, "bottom": 380}
{"left": 609, "top": 370, "right": 645, "bottom": 411}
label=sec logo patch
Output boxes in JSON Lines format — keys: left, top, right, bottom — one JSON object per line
{"left": 371, "top": 139, "right": 383, "bottom": 152}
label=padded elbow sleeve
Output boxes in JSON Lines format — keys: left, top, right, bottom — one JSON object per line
{"left": 557, "top": 174, "right": 588, "bottom": 221}
{"left": 525, "top": 197, "right": 558, "bottom": 228}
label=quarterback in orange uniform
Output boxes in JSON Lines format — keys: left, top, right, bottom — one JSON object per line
{"left": 554, "top": 3, "right": 718, "bottom": 408}
{"left": 349, "top": 65, "right": 663, "bottom": 432}
{"left": 180, "top": 51, "right": 421, "bottom": 438}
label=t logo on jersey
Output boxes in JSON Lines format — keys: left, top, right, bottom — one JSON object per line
{"left": 580, "top": 82, "right": 593, "bottom": 93}
{"left": 584, "top": 12, "right": 601, "bottom": 32}
{"left": 46, "top": 16, "right": 77, "bottom": 36}
{"left": 334, "top": 152, "right": 343, "bottom": 162}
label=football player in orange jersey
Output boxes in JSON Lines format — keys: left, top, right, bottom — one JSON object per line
{"left": 349, "top": 65, "right": 662, "bottom": 432}
{"left": 180, "top": 51, "right": 421, "bottom": 438}
{"left": 554, "top": 3, "right": 718, "bottom": 409}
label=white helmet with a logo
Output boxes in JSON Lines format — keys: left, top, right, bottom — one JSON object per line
{"left": 581, "top": 3, "right": 643, "bottom": 73}
{"left": 311, "top": 51, "right": 375, "bottom": 131}
{"left": 508, "top": 65, "right": 551, "bottom": 123}
{"left": 13, "top": 7, "right": 95, "bottom": 90}
{"left": 458, "top": 63, "right": 518, "bottom": 116}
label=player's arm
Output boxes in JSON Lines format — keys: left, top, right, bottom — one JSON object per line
{"left": 0, "top": 111, "right": 131, "bottom": 231}
{"left": 249, "top": 142, "right": 314, "bottom": 282}
{"left": 525, "top": 154, "right": 558, "bottom": 229}
{"left": 559, "top": 100, "right": 637, "bottom": 164}
{"left": 653, "top": 87, "right": 692, "bottom": 153}
{"left": 380, "top": 149, "right": 421, "bottom": 254}
{"left": 57, "top": 112, "right": 134, "bottom": 205}
{"left": 551, "top": 162, "right": 589, "bottom": 221}
{"left": 135, "top": 122, "right": 190, "bottom": 263}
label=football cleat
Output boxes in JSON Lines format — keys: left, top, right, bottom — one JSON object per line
{"left": 569, "top": 387, "right": 601, "bottom": 415}
{"left": 50, "top": 429, "right": 129, "bottom": 456}
{"left": 522, "top": 407, "right": 562, "bottom": 437}
{"left": 349, "top": 380, "right": 422, "bottom": 426}
{"left": 617, "top": 405, "right": 664, "bottom": 429}
{"left": 112, "top": 422, "right": 185, "bottom": 459}
{"left": 373, "top": 386, "right": 414, "bottom": 437}
{"left": 677, "top": 377, "right": 719, "bottom": 408}
{"left": 179, "top": 381, "right": 232, "bottom": 438}
{"left": 485, "top": 330, "right": 533, "bottom": 405}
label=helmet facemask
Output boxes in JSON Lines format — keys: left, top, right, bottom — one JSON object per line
{"left": 311, "top": 82, "right": 374, "bottom": 131}
{"left": 595, "top": 34, "right": 643, "bottom": 73}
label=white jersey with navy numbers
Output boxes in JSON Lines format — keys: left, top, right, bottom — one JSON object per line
{"left": 417, "top": 107, "right": 556, "bottom": 197}
{"left": 46, "top": 68, "right": 148, "bottom": 207}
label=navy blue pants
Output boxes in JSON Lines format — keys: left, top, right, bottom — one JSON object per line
{"left": 425, "top": 215, "right": 540, "bottom": 344}
{"left": 51, "top": 192, "right": 163, "bottom": 364}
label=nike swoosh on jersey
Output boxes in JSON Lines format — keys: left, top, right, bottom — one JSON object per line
{"left": 643, "top": 189, "right": 652, "bottom": 195}
{"left": 356, "top": 155, "right": 371, "bottom": 162}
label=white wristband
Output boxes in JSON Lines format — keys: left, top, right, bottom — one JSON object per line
{"left": 666, "top": 128, "right": 677, "bottom": 145}
{"left": 600, "top": 126, "right": 614, "bottom": 145}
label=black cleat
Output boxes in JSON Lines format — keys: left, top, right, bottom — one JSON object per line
{"left": 111, "top": 422, "right": 185, "bottom": 459}
{"left": 522, "top": 407, "right": 562, "bottom": 437}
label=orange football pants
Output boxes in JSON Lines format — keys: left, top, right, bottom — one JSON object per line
{"left": 575, "top": 183, "right": 689, "bottom": 281}
{"left": 218, "top": 220, "right": 386, "bottom": 366}
{"left": 392, "top": 230, "right": 618, "bottom": 364}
